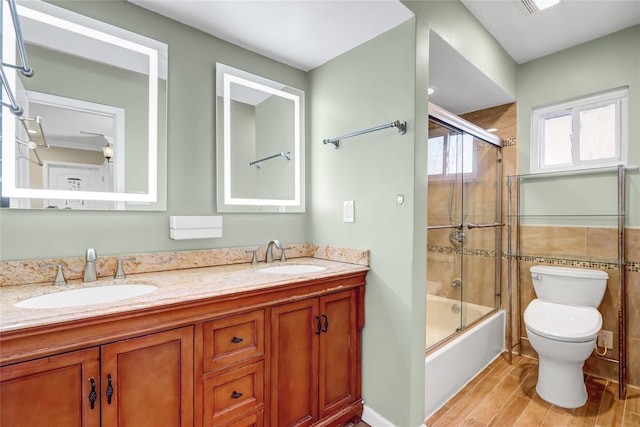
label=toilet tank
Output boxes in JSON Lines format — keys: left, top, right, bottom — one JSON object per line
{"left": 530, "top": 266, "right": 608, "bottom": 307}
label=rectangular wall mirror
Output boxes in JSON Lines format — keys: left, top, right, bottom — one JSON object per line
{"left": 1, "top": 0, "right": 167, "bottom": 210}
{"left": 216, "top": 63, "right": 305, "bottom": 212}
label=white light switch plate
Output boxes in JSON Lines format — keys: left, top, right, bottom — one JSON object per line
{"left": 343, "top": 200, "right": 355, "bottom": 223}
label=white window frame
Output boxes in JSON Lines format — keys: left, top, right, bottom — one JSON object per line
{"left": 428, "top": 132, "right": 478, "bottom": 182}
{"left": 530, "top": 87, "right": 628, "bottom": 174}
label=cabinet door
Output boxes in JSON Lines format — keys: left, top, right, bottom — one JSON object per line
{"left": 101, "top": 327, "right": 194, "bottom": 427}
{"left": 318, "top": 290, "right": 357, "bottom": 418}
{"left": 271, "top": 298, "right": 319, "bottom": 427}
{"left": 0, "top": 347, "right": 100, "bottom": 427}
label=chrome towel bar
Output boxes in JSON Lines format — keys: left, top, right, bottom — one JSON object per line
{"left": 1, "top": 0, "right": 34, "bottom": 116}
{"left": 249, "top": 151, "right": 291, "bottom": 168}
{"left": 323, "top": 119, "right": 406, "bottom": 149}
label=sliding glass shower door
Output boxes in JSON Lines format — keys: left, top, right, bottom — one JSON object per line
{"left": 426, "top": 109, "right": 501, "bottom": 350}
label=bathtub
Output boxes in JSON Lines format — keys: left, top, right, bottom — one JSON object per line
{"left": 425, "top": 295, "right": 505, "bottom": 419}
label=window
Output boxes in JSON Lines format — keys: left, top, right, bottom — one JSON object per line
{"left": 531, "top": 87, "right": 628, "bottom": 173}
{"left": 428, "top": 133, "right": 476, "bottom": 179}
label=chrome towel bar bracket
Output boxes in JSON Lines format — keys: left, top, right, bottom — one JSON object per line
{"left": 323, "top": 119, "right": 406, "bottom": 149}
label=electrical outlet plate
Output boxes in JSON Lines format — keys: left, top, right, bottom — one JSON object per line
{"left": 597, "top": 330, "right": 613, "bottom": 349}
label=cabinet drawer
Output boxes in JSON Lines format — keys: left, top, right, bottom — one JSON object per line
{"left": 203, "top": 310, "right": 264, "bottom": 372}
{"left": 221, "top": 411, "right": 264, "bottom": 427}
{"left": 203, "top": 361, "right": 264, "bottom": 426}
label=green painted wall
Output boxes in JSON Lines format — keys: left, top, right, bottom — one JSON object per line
{"left": 309, "top": 1, "right": 517, "bottom": 425}
{"left": 0, "top": 0, "right": 310, "bottom": 260}
{"left": 517, "top": 25, "right": 640, "bottom": 227}
{"left": 309, "top": 20, "right": 418, "bottom": 426}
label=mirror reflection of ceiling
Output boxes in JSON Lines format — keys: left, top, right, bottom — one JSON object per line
{"left": 27, "top": 102, "right": 113, "bottom": 151}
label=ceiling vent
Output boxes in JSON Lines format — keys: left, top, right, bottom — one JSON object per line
{"left": 519, "top": 0, "right": 562, "bottom": 15}
{"left": 520, "top": 0, "right": 539, "bottom": 14}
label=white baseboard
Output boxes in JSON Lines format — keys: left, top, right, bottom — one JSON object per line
{"left": 361, "top": 404, "right": 427, "bottom": 427}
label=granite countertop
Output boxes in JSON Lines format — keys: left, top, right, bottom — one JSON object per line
{"left": 0, "top": 257, "right": 368, "bottom": 333}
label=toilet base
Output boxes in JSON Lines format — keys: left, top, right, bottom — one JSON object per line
{"left": 536, "top": 356, "right": 587, "bottom": 408}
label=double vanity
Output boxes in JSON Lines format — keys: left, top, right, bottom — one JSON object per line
{"left": 0, "top": 247, "right": 368, "bottom": 427}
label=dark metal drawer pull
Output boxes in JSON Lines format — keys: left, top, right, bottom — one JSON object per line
{"left": 231, "top": 390, "right": 243, "bottom": 399}
{"left": 88, "top": 377, "right": 97, "bottom": 410}
{"left": 321, "top": 314, "right": 329, "bottom": 333}
{"left": 105, "top": 374, "right": 114, "bottom": 405}
{"left": 231, "top": 336, "right": 243, "bottom": 344}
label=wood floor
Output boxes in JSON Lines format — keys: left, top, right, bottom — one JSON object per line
{"left": 426, "top": 353, "right": 640, "bottom": 427}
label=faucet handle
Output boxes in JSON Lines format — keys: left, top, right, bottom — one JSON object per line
{"left": 39, "top": 263, "right": 67, "bottom": 286}
{"left": 245, "top": 249, "right": 258, "bottom": 265}
{"left": 86, "top": 248, "right": 97, "bottom": 262}
{"left": 280, "top": 247, "right": 291, "bottom": 262}
{"left": 115, "top": 257, "right": 136, "bottom": 279}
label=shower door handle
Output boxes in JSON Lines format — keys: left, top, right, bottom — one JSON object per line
{"left": 466, "top": 222, "right": 504, "bottom": 229}
{"left": 427, "top": 223, "right": 463, "bottom": 230}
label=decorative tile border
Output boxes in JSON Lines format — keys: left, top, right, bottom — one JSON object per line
{"left": 427, "top": 244, "right": 497, "bottom": 259}
{"left": 512, "top": 255, "right": 620, "bottom": 271}
{"left": 503, "top": 137, "right": 517, "bottom": 147}
{"left": 428, "top": 244, "right": 638, "bottom": 272}
{"left": 0, "top": 244, "right": 369, "bottom": 287}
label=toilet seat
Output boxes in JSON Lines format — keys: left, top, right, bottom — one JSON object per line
{"left": 524, "top": 299, "right": 602, "bottom": 343}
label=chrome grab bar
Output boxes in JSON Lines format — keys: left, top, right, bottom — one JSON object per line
{"left": 467, "top": 222, "right": 505, "bottom": 229}
{"left": 426, "top": 223, "right": 463, "bottom": 230}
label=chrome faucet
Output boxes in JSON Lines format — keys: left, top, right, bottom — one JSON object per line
{"left": 83, "top": 248, "right": 97, "bottom": 282}
{"left": 264, "top": 240, "right": 283, "bottom": 263}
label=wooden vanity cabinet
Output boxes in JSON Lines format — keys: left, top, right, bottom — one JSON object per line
{"left": 100, "top": 327, "right": 194, "bottom": 427}
{"left": 1, "top": 270, "right": 366, "bottom": 427}
{"left": 271, "top": 289, "right": 358, "bottom": 427}
{"left": 0, "top": 347, "right": 101, "bottom": 427}
{"left": 0, "top": 327, "right": 193, "bottom": 427}
{"left": 200, "top": 310, "right": 266, "bottom": 427}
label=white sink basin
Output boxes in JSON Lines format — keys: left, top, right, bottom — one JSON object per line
{"left": 15, "top": 284, "right": 158, "bottom": 309}
{"left": 257, "top": 264, "right": 327, "bottom": 274}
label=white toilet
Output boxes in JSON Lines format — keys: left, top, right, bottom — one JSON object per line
{"left": 524, "top": 266, "right": 608, "bottom": 409}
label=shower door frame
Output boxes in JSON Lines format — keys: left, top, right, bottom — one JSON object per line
{"left": 426, "top": 102, "right": 503, "bottom": 350}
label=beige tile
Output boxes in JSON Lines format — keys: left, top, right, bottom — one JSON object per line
{"left": 628, "top": 272, "right": 640, "bottom": 339}
{"left": 626, "top": 228, "right": 640, "bottom": 261}
{"left": 520, "top": 225, "right": 587, "bottom": 258}
{"left": 628, "top": 338, "right": 640, "bottom": 387}
{"left": 586, "top": 227, "right": 619, "bottom": 261}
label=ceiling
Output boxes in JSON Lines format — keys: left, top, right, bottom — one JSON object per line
{"left": 128, "top": 0, "right": 640, "bottom": 114}
{"left": 128, "top": 0, "right": 413, "bottom": 71}
{"left": 461, "top": 0, "right": 640, "bottom": 64}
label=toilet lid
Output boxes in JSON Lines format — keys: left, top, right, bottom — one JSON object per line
{"left": 524, "top": 299, "right": 602, "bottom": 342}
